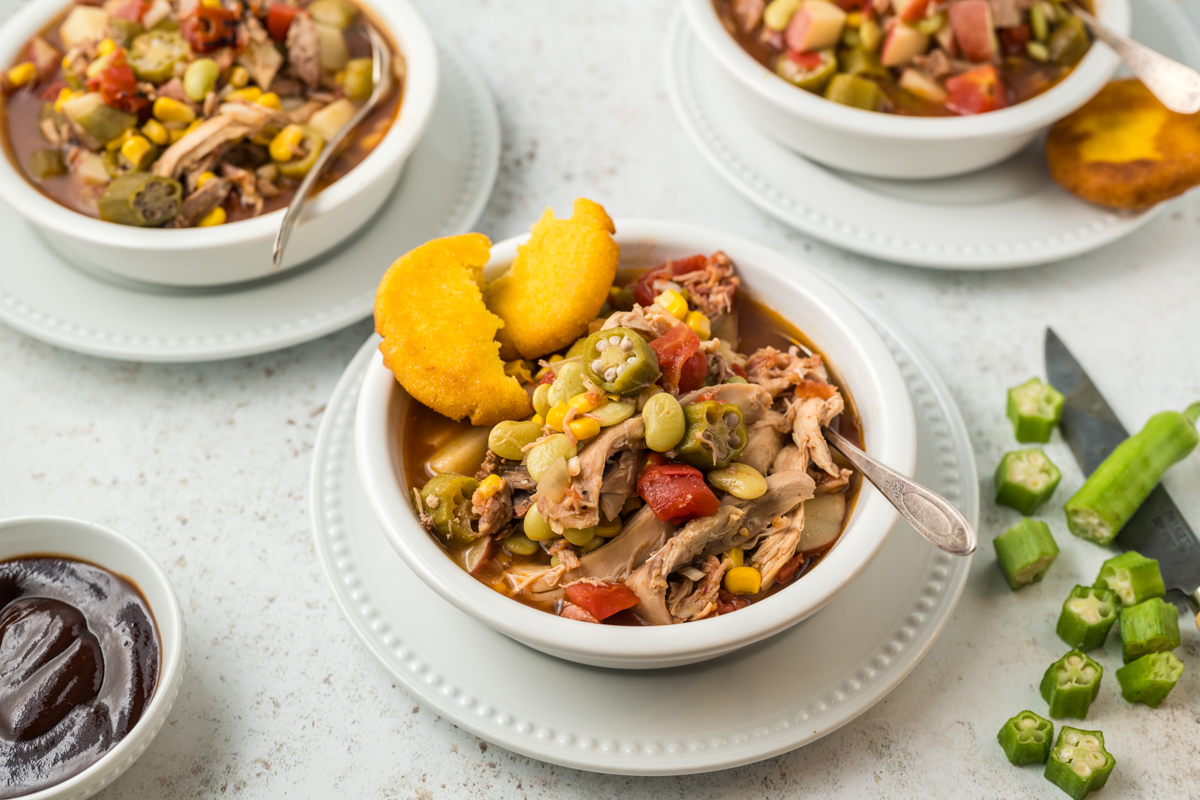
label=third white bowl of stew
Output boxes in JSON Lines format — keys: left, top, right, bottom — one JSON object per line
{"left": 681, "top": 0, "right": 1127, "bottom": 178}
{"left": 355, "top": 219, "right": 917, "bottom": 669}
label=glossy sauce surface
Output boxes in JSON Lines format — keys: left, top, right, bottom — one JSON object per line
{"left": 0, "top": 556, "right": 159, "bottom": 799}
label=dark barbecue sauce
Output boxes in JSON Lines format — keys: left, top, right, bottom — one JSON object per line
{"left": 0, "top": 557, "right": 160, "bottom": 798}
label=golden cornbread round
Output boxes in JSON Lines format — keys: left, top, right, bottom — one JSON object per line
{"left": 485, "top": 198, "right": 619, "bottom": 361}
{"left": 1046, "top": 79, "right": 1200, "bottom": 210}
{"left": 374, "top": 233, "right": 531, "bottom": 427}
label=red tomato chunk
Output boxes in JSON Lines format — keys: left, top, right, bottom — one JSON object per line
{"left": 564, "top": 582, "right": 640, "bottom": 621}
{"left": 87, "top": 52, "right": 147, "bottom": 115}
{"left": 649, "top": 322, "right": 701, "bottom": 392}
{"left": 945, "top": 65, "right": 1007, "bottom": 115}
{"left": 267, "top": 3, "right": 299, "bottom": 42}
{"left": 638, "top": 462, "right": 721, "bottom": 524}
{"left": 631, "top": 254, "right": 707, "bottom": 306}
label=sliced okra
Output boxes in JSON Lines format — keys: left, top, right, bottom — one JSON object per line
{"left": 1056, "top": 585, "right": 1117, "bottom": 651}
{"left": 1093, "top": 550, "right": 1166, "bottom": 606}
{"left": 581, "top": 327, "right": 661, "bottom": 395}
{"left": 995, "top": 448, "right": 1062, "bottom": 515}
{"left": 1040, "top": 650, "right": 1102, "bottom": 719}
{"left": 1044, "top": 727, "right": 1115, "bottom": 800}
{"left": 1007, "top": 377, "right": 1064, "bottom": 443}
{"left": 1115, "top": 652, "right": 1184, "bottom": 708}
{"left": 993, "top": 518, "right": 1059, "bottom": 590}
{"left": 1119, "top": 596, "right": 1181, "bottom": 663}
{"left": 997, "top": 710, "right": 1054, "bottom": 765}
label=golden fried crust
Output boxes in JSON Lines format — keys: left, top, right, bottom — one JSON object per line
{"left": 1047, "top": 79, "right": 1200, "bottom": 209}
{"left": 374, "top": 233, "right": 532, "bottom": 427}
{"left": 486, "top": 198, "right": 619, "bottom": 361}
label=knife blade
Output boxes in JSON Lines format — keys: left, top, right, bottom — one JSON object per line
{"left": 1045, "top": 328, "right": 1200, "bottom": 610}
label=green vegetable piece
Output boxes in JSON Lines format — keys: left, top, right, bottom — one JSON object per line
{"left": 523, "top": 505, "right": 556, "bottom": 542}
{"left": 62, "top": 92, "right": 137, "bottom": 148}
{"left": 487, "top": 420, "right": 543, "bottom": 461}
{"left": 276, "top": 128, "right": 325, "bottom": 180}
{"left": 343, "top": 57, "right": 374, "bottom": 101}
{"left": 840, "top": 26, "right": 861, "bottom": 47}
{"left": 501, "top": 533, "right": 539, "bottom": 557}
{"left": 1119, "top": 597, "right": 1180, "bottom": 663}
{"left": 418, "top": 473, "right": 478, "bottom": 549}
{"left": 994, "top": 518, "right": 1059, "bottom": 590}
{"left": 103, "top": 148, "right": 123, "bottom": 179}
{"left": 1041, "top": 650, "right": 1103, "bottom": 719}
{"left": 1047, "top": 14, "right": 1089, "bottom": 67}
{"left": 525, "top": 434, "right": 576, "bottom": 482}
{"left": 127, "top": 29, "right": 191, "bottom": 84}
{"left": 1056, "top": 585, "right": 1117, "bottom": 650}
{"left": 775, "top": 49, "right": 838, "bottom": 93}
{"left": 97, "top": 172, "right": 183, "bottom": 227}
{"left": 825, "top": 73, "right": 885, "bottom": 111}
{"left": 547, "top": 362, "right": 589, "bottom": 407}
{"left": 107, "top": 16, "right": 145, "bottom": 47}
{"left": 725, "top": 375, "right": 748, "bottom": 384}
{"left": 26, "top": 148, "right": 66, "bottom": 180}
{"left": 859, "top": 18, "right": 883, "bottom": 52}
{"left": 677, "top": 400, "right": 748, "bottom": 469}
{"left": 1115, "top": 652, "right": 1183, "bottom": 708}
{"left": 995, "top": 448, "right": 1061, "bottom": 515}
{"left": 997, "top": 710, "right": 1054, "bottom": 765}
{"left": 582, "top": 327, "right": 660, "bottom": 395}
{"left": 310, "top": 0, "right": 359, "bottom": 29}
{"left": 914, "top": 10, "right": 946, "bottom": 34}
{"left": 563, "top": 526, "right": 596, "bottom": 547}
{"left": 643, "top": 392, "right": 687, "bottom": 453}
{"left": 1064, "top": 404, "right": 1200, "bottom": 545}
{"left": 1031, "top": 2, "right": 1051, "bottom": 41}
{"left": 1093, "top": 551, "right": 1165, "bottom": 606}
{"left": 763, "top": 0, "right": 801, "bottom": 30}
{"left": 1044, "top": 727, "right": 1114, "bottom": 800}
{"left": 590, "top": 398, "right": 636, "bottom": 428}
{"left": 1007, "top": 377, "right": 1064, "bottom": 443}
{"left": 532, "top": 383, "right": 552, "bottom": 419}
{"left": 837, "top": 47, "right": 889, "bottom": 78}
{"left": 183, "top": 57, "right": 220, "bottom": 102}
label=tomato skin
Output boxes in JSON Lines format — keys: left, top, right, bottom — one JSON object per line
{"left": 945, "top": 65, "right": 1007, "bottom": 115}
{"left": 266, "top": 3, "right": 299, "bottom": 42}
{"left": 678, "top": 350, "right": 708, "bottom": 393}
{"left": 998, "top": 24, "right": 1030, "bottom": 55}
{"left": 637, "top": 463, "right": 721, "bottom": 524}
{"left": 182, "top": 5, "right": 243, "bottom": 52}
{"left": 631, "top": 255, "right": 708, "bottom": 307}
{"left": 899, "top": 0, "right": 932, "bottom": 22}
{"left": 776, "top": 552, "right": 807, "bottom": 585}
{"left": 87, "top": 52, "right": 148, "bottom": 115}
{"left": 716, "top": 589, "right": 749, "bottom": 615}
{"left": 649, "top": 322, "right": 700, "bottom": 392}
{"left": 564, "top": 582, "right": 640, "bottom": 621}
{"left": 786, "top": 50, "right": 825, "bottom": 69}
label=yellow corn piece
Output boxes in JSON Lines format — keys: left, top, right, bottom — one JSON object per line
{"left": 196, "top": 170, "right": 217, "bottom": 189}
{"left": 568, "top": 392, "right": 602, "bottom": 414}
{"left": 724, "top": 566, "right": 762, "bottom": 596}
{"left": 723, "top": 547, "right": 745, "bottom": 568}
{"left": 567, "top": 417, "right": 601, "bottom": 441}
{"left": 54, "top": 87, "right": 79, "bottom": 112}
{"left": 227, "top": 86, "right": 263, "bottom": 103}
{"left": 120, "top": 135, "right": 153, "bottom": 168}
{"left": 685, "top": 310, "right": 711, "bottom": 340}
{"left": 6, "top": 61, "right": 37, "bottom": 89}
{"left": 141, "top": 118, "right": 169, "bottom": 146}
{"left": 333, "top": 70, "right": 346, "bottom": 86}
{"left": 105, "top": 128, "right": 135, "bottom": 151}
{"left": 846, "top": 11, "right": 862, "bottom": 26}
{"left": 269, "top": 125, "right": 306, "bottom": 162}
{"left": 169, "top": 128, "right": 187, "bottom": 143}
{"left": 153, "top": 96, "right": 196, "bottom": 124}
{"left": 197, "top": 206, "right": 227, "bottom": 227}
{"left": 96, "top": 38, "right": 117, "bottom": 57}
{"left": 531, "top": 414, "right": 545, "bottom": 426}
{"left": 477, "top": 474, "right": 505, "bottom": 499}
{"left": 545, "top": 403, "right": 569, "bottom": 432}
{"left": 228, "top": 65, "right": 249, "bottom": 88}
{"left": 200, "top": 0, "right": 224, "bottom": 8}
{"left": 654, "top": 289, "right": 688, "bottom": 320}
{"left": 257, "top": 91, "right": 281, "bottom": 110}
{"left": 61, "top": 54, "right": 73, "bottom": 70}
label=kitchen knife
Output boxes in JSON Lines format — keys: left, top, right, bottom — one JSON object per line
{"left": 1045, "top": 328, "right": 1200, "bottom": 633}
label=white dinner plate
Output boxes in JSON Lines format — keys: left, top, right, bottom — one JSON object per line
{"left": 0, "top": 37, "right": 498, "bottom": 363}
{"left": 665, "top": 1, "right": 1200, "bottom": 270}
{"left": 309, "top": 295, "right": 978, "bottom": 776}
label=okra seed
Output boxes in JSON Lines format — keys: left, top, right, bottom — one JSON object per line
{"left": 1064, "top": 732, "right": 1080, "bottom": 746}
{"left": 724, "top": 413, "right": 738, "bottom": 427}
{"left": 596, "top": 339, "right": 609, "bottom": 351}
{"left": 592, "top": 359, "right": 605, "bottom": 373}
{"left": 620, "top": 337, "right": 633, "bottom": 351}
{"left": 1066, "top": 656, "right": 1083, "bottom": 668}
{"left": 1018, "top": 717, "right": 1037, "bottom": 730}
{"left": 1081, "top": 666, "right": 1096, "bottom": 680}
{"left": 608, "top": 336, "right": 621, "bottom": 346}
{"left": 727, "top": 434, "right": 740, "bottom": 447}
{"left": 605, "top": 368, "right": 617, "bottom": 382}
{"left": 1082, "top": 736, "right": 1100, "bottom": 750}
{"left": 1058, "top": 747, "right": 1074, "bottom": 760}
{"left": 628, "top": 356, "right": 639, "bottom": 366}
{"left": 1074, "top": 763, "right": 1092, "bottom": 778}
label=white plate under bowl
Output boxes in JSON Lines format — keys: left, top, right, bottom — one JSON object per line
{"left": 0, "top": 37, "right": 498, "bottom": 363}
{"left": 309, "top": 297, "right": 977, "bottom": 774}
{"left": 665, "top": 1, "right": 1200, "bottom": 270}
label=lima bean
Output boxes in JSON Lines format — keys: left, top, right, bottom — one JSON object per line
{"left": 524, "top": 505, "right": 556, "bottom": 541}
{"left": 526, "top": 434, "right": 577, "bottom": 481}
{"left": 488, "top": 420, "right": 543, "bottom": 461}
{"left": 548, "top": 362, "right": 588, "bottom": 407}
{"left": 642, "top": 392, "right": 686, "bottom": 452}
{"left": 706, "top": 462, "right": 768, "bottom": 500}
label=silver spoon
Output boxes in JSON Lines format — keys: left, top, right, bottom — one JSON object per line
{"left": 272, "top": 25, "right": 394, "bottom": 269}
{"left": 1071, "top": 4, "right": 1200, "bottom": 114}
{"left": 823, "top": 427, "right": 976, "bottom": 556}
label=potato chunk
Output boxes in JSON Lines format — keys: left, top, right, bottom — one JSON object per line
{"left": 375, "top": 233, "right": 531, "bottom": 427}
{"left": 485, "top": 198, "right": 619, "bottom": 360}
{"left": 1046, "top": 79, "right": 1200, "bottom": 209}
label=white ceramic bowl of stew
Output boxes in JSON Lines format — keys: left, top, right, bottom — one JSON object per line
{"left": 680, "top": 0, "right": 1128, "bottom": 179}
{"left": 0, "top": 0, "right": 437, "bottom": 287}
{"left": 355, "top": 219, "right": 917, "bottom": 669}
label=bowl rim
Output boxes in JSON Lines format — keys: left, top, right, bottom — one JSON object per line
{"left": 0, "top": 0, "right": 439, "bottom": 253}
{"left": 0, "top": 514, "right": 185, "bottom": 800}
{"left": 679, "top": 0, "right": 1129, "bottom": 141}
{"left": 355, "top": 218, "right": 918, "bottom": 665}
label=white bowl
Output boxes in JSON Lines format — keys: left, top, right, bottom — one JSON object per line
{"left": 355, "top": 219, "right": 917, "bottom": 669}
{"left": 0, "top": 515, "right": 185, "bottom": 800}
{"left": 0, "top": 0, "right": 438, "bottom": 287}
{"left": 681, "top": 0, "right": 1128, "bottom": 179}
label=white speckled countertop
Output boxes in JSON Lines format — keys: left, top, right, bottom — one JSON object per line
{"left": 2, "top": 1, "right": 1199, "bottom": 797}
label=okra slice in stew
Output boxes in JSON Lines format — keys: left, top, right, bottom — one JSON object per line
{"left": 995, "top": 447, "right": 1061, "bottom": 515}
{"left": 824, "top": 73, "right": 885, "bottom": 111}
{"left": 1093, "top": 551, "right": 1165, "bottom": 606}
{"left": 1040, "top": 650, "right": 1102, "bottom": 719}
{"left": 1118, "top": 597, "right": 1181, "bottom": 663}
{"left": 97, "top": 172, "right": 183, "bottom": 227}
{"left": 677, "top": 400, "right": 748, "bottom": 469}
{"left": 994, "top": 518, "right": 1058, "bottom": 590}
{"left": 418, "top": 473, "right": 478, "bottom": 549}
{"left": 1007, "top": 377, "right": 1065, "bottom": 443}
{"left": 1114, "top": 652, "right": 1184, "bottom": 708}
{"left": 1044, "top": 727, "right": 1115, "bottom": 800}
{"left": 582, "top": 327, "right": 661, "bottom": 395}
{"left": 1056, "top": 585, "right": 1117, "bottom": 651}
{"left": 1064, "top": 403, "right": 1200, "bottom": 545}
{"left": 774, "top": 48, "right": 838, "bottom": 93}
{"left": 997, "top": 710, "right": 1054, "bottom": 765}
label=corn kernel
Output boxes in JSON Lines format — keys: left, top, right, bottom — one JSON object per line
{"left": 153, "top": 96, "right": 196, "bottom": 124}
{"left": 96, "top": 38, "right": 118, "bottom": 57}
{"left": 478, "top": 474, "right": 505, "bottom": 498}
{"left": 54, "top": 88, "right": 82, "bottom": 113}
{"left": 269, "top": 124, "right": 305, "bottom": 162}
{"left": 6, "top": 62, "right": 37, "bottom": 89}
{"left": 724, "top": 566, "right": 762, "bottom": 596}
{"left": 685, "top": 310, "right": 711, "bottom": 340}
{"left": 845, "top": 11, "right": 862, "bottom": 26}
{"left": 169, "top": 128, "right": 187, "bottom": 143}
{"left": 531, "top": 414, "right": 545, "bottom": 427}
{"left": 333, "top": 70, "right": 346, "bottom": 86}
{"left": 257, "top": 91, "right": 281, "bottom": 110}
{"left": 545, "top": 403, "right": 569, "bottom": 432}
{"left": 119, "top": 134, "right": 153, "bottom": 168}
{"left": 568, "top": 392, "right": 603, "bottom": 414}
{"left": 567, "top": 417, "right": 601, "bottom": 441}
{"left": 197, "top": 206, "right": 227, "bottom": 227}
{"left": 141, "top": 118, "right": 169, "bottom": 145}
{"left": 228, "top": 65, "right": 249, "bottom": 88}
{"left": 62, "top": 54, "right": 73, "bottom": 70}
{"left": 654, "top": 289, "right": 688, "bottom": 320}
{"left": 200, "top": 0, "right": 224, "bottom": 8}
{"left": 723, "top": 547, "right": 744, "bottom": 568}
{"left": 196, "top": 170, "right": 217, "bottom": 188}
{"left": 105, "top": 128, "right": 135, "bottom": 151}
{"left": 227, "top": 86, "right": 263, "bottom": 103}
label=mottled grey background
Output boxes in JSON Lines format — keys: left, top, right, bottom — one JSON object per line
{"left": 1, "top": 1, "right": 1198, "bottom": 797}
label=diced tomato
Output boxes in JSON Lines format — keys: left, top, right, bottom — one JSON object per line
{"left": 266, "top": 2, "right": 299, "bottom": 42}
{"left": 87, "top": 52, "right": 148, "bottom": 115}
{"left": 564, "top": 582, "right": 640, "bottom": 621}
{"left": 538, "top": 370, "right": 555, "bottom": 386}
{"left": 678, "top": 350, "right": 708, "bottom": 393}
{"left": 776, "top": 553, "right": 807, "bottom": 585}
{"left": 899, "top": 0, "right": 932, "bottom": 23}
{"left": 110, "top": 0, "right": 148, "bottom": 21}
{"left": 648, "top": 322, "right": 700, "bottom": 392}
{"left": 834, "top": 0, "right": 868, "bottom": 9}
{"left": 630, "top": 254, "right": 708, "bottom": 307}
{"left": 944, "top": 65, "right": 1007, "bottom": 115}
{"left": 637, "top": 462, "right": 721, "bottom": 524}
{"left": 796, "top": 379, "right": 837, "bottom": 400}
{"left": 729, "top": 362, "right": 747, "bottom": 380}
{"left": 786, "top": 50, "right": 825, "bottom": 69}
{"left": 715, "top": 589, "right": 750, "bottom": 615}
{"left": 38, "top": 80, "right": 66, "bottom": 102}
{"left": 998, "top": 24, "right": 1030, "bottom": 56}
{"left": 182, "top": 4, "right": 243, "bottom": 52}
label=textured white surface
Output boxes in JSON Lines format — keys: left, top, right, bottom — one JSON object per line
{"left": 1, "top": 0, "right": 1198, "bottom": 797}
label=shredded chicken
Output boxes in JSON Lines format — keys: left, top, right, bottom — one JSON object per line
{"left": 784, "top": 384, "right": 845, "bottom": 478}
{"left": 167, "top": 176, "right": 230, "bottom": 228}
{"left": 287, "top": 13, "right": 322, "bottom": 88}
{"left": 536, "top": 417, "right": 645, "bottom": 533}
{"left": 221, "top": 164, "right": 263, "bottom": 215}
{"left": 471, "top": 479, "right": 513, "bottom": 537}
{"left": 751, "top": 511, "right": 804, "bottom": 591}
{"left": 741, "top": 408, "right": 789, "bottom": 475}
{"left": 913, "top": 49, "right": 951, "bottom": 79}
{"left": 598, "top": 450, "right": 641, "bottom": 522}
{"left": 729, "top": 0, "right": 767, "bottom": 32}
{"left": 745, "top": 346, "right": 829, "bottom": 398}
{"left": 990, "top": 0, "right": 1023, "bottom": 27}
{"left": 666, "top": 555, "right": 730, "bottom": 622}
{"left": 238, "top": 14, "right": 284, "bottom": 91}
{"left": 153, "top": 102, "right": 289, "bottom": 179}
{"left": 601, "top": 303, "right": 679, "bottom": 340}
{"left": 560, "top": 603, "right": 600, "bottom": 624}
{"left": 675, "top": 251, "right": 739, "bottom": 319}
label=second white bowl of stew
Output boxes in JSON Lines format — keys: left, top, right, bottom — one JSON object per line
{"left": 0, "top": 0, "right": 437, "bottom": 286}
{"left": 681, "top": 0, "right": 1127, "bottom": 178}
{"left": 355, "top": 220, "right": 917, "bottom": 669}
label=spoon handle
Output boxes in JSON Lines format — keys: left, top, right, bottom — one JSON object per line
{"left": 823, "top": 427, "right": 976, "bottom": 556}
{"left": 1072, "top": 5, "right": 1200, "bottom": 114}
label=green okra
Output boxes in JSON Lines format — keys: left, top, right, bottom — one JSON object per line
{"left": 1064, "top": 403, "right": 1200, "bottom": 545}
{"left": 1056, "top": 585, "right": 1117, "bottom": 651}
{"left": 1119, "top": 597, "right": 1181, "bottom": 663}
{"left": 1008, "top": 377, "right": 1064, "bottom": 443}
{"left": 995, "top": 448, "right": 1062, "bottom": 515}
{"left": 1040, "top": 650, "right": 1102, "bottom": 719}
{"left": 997, "top": 710, "right": 1054, "bottom": 765}
{"left": 1044, "top": 727, "right": 1115, "bottom": 800}
{"left": 1093, "top": 551, "right": 1165, "bottom": 606}
{"left": 994, "top": 518, "right": 1059, "bottom": 590}
{"left": 1115, "top": 652, "right": 1184, "bottom": 708}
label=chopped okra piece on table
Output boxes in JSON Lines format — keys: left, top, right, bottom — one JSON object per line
{"left": 1044, "top": 727, "right": 1115, "bottom": 800}
{"left": 1093, "top": 551, "right": 1165, "bottom": 606}
{"left": 1007, "top": 377, "right": 1065, "bottom": 443}
{"left": 994, "top": 518, "right": 1059, "bottom": 590}
{"left": 1040, "top": 650, "right": 1103, "bottom": 719}
{"left": 1056, "top": 585, "right": 1117, "bottom": 651}
{"left": 995, "top": 448, "right": 1062, "bottom": 515}
{"left": 1115, "top": 652, "right": 1184, "bottom": 708}
{"left": 997, "top": 710, "right": 1054, "bottom": 765}
{"left": 1119, "top": 597, "right": 1181, "bottom": 663}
